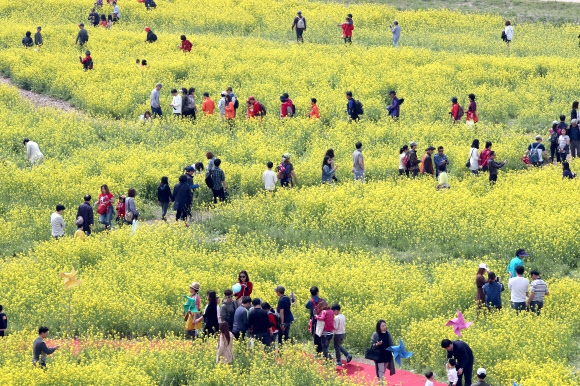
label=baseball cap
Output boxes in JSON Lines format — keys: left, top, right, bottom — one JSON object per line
{"left": 282, "top": 153, "right": 291, "bottom": 159}
{"left": 477, "top": 368, "right": 486, "bottom": 376}
{"left": 410, "top": 141, "right": 418, "bottom": 147}
{"left": 184, "top": 165, "right": 195, "bottom": 172}
{"left": 426, "top": 146, "right": 435, "bottom": 151}
{"left": 516, "top": 249, "right": 529, "bottom": 257}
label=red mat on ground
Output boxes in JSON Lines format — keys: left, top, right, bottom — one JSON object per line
{"left": 337, "top": 361, "right": 447, "bottom": 385}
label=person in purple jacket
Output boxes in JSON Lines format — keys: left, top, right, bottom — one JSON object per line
{"left": 387, "top": 90, "right": 400, "bottom": 119}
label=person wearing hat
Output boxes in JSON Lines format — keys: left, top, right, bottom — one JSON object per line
{"left": 386, "top": 91, "right": 400, "bottom": 119}
{"left": 278, "top": 153, "right": 298, "bottom": 187}
{"left": 184, "top": 282, "right": 202, "bottom": 339}
{"left": 524, "top": 135, "right": 548, "bottom": 167}
{"left": 76, "top": 23, "right": 89, "bottom": 46}
{"left": 507, "top": 249, "right": 528, "bottom": 279}
{"left": 390, "top": 20, "right": 400, "bottom": 47}
{"left": 420, "top": 146, "right": 436, "bottom": 176}
{"left": 472, "top": 368, "right": 491, "bottom": 386}
{"left": 79, "top": 50, "right": 93, "bottom": 70}
{"left": 150, "top": 83, "right": 162, "bottom": 118}
{"left": 291, "top": 10, "right": 306, "bottom": 43}
{"left": 527, "top": 270, "right": 549, "bottom": 314}
{"left": 144, "top": 26, "right": 157, "bottom": 43}
{"left": 407, "top": 141, "right": 420, "bottom": 177}
{"left": 218, "top": 91, "right": 228, "bottom": 118}
{"left": 449, "top": 97, "right": 461, "bottom": 123}
{"left": 34, "top": 26, "right": 43, "bottom": 46}
{"left": 51, "top": 204, "right": 66, "bottom": 239}
{"left": 275, "top": 286, "right": 294, "bottom": 344}
{"left": 475, "top": 264, "right": 489, "bottom": 309}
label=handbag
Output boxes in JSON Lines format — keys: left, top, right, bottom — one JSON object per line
{"left": 97, "top": 203, "right": 107, "bottom": 215}
{"left": 364, "top": 347, "right": 383, "bottom": 362}
{"left": 315, "top": 317, "right": 324, "bottom": 337}
{"left": 125, "top": 210, "right": 134, "bottom": 222}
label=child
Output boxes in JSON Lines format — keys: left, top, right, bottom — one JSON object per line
{"left": 487, "top": 151, "right": 507, "bottom": 185}
{"left": 262, "top": 302, "right": 279, "bottom": 345}
{"left": 447, "top": 358, "right": 458, "bottom": 386}
{"left": 141, "top": 59, "right": 147, "bottom": 68}
{"left": 201, "top": 92, "right": 215, "bottom": 116}
{"left": 74, "top": 217, "right": 87, "bottom": 240}
{"left": 115, "top": 195, "right": 126, "bottom": 225}
{"left": 338, "top": 17, "right": 354, "bottom": 44}
{"left": 79, "top": 50, "right": 93, "bottom": 70}
{"left": 100, "top": 14, "right": 107, "bottom": 27}
{"left": 331, "top": 304, "right": 352, "bottom": 366}
{"left": 170, "top": 89, "right": 182, "bottom": 116}
{"left": 424, "top": 371, "right": 435, "bottom": 386}
{"left": 180, "top": 35, "right": 192, "bottom": 52}
{"left": 262, "top": 161, "right": 277, "bottom": 191}
{"left": 309, "top": 98, "right": 320, "bottom": 119}
{"left": 436, "top": 164, "right": 450, "bottom": 190}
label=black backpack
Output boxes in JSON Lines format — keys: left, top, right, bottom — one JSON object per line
{"left": 83, "top": 58, "right": 93, "bottom": 70}
{"left": 550, "top": 130, "right": 559, "bottom": 144}
{"left": 354, "top": 100, "right": 364, "bottom": 115}
{"left": 233, "top": 98, "right": 239, "bottom": 110}
{"left": 259, "top": 103, "right": 267, "bottom": 116}
{"left": 150, "top": 32, "right": 157, "bottom": 42}
{"left": 399, "top": 98, "right": 405, "bottom": 105}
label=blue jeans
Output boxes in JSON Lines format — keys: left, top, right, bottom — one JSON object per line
{"left": 99, "top": 206, "right": 114, "bottom": 227}
{"left": 255, "top": 332, "right": 272, "bottom": 347}
{"left": 511, "top": 301, "right": 526, "bottom": 312}
{"left": 529, "top": 301, "right": 544, "bottom": 314}
{"left": 278, "top": 323, "right": 291, "bottom": 344}
{"left": 320, "top": 332, "right": 333, "bottom": 358}
{"left": 151, "top": 106, "right": 162, "bottom": 117}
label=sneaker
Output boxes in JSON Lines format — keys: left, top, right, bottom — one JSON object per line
{"left": 346, "top": 354, "right": 352, "bottom": 363}
{"left": 335, "top": 362, "right": 342, "bottom": 367}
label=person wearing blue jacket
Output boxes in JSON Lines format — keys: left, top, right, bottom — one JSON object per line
{"left": 346, "top": 91, "right": 358, "bottom": 121}
{"left": 568, "top": 119, "right": 580, "bottom": 158}
{"left": 387, "top": 90, "right": 400, "bottom": 118}
{"left": 482, "top": 272, "right": 504, "bottom": 310}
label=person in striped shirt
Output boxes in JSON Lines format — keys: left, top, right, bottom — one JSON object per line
{"left": 527, "top": 270, "right": 549, "bottom": 314}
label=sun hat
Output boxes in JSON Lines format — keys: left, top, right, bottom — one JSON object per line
{"left": 553, "top": 120, "right": 559, "bottom": 124}
{"left": 189, "top": 282, "right": 200, "bottom": 290}
{"left": 478, "top": 263, "right": 490, "bottom": 272}
{"left": 283, "top": 153, "right": 291, "bottom": 159}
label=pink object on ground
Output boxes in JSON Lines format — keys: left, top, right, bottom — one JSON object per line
{"left": 337, "top": 360, "right": 447, "bottom": 385}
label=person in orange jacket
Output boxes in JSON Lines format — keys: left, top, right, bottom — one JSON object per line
{"left": 309, "top": 98, "right": 320, "bottom": 119}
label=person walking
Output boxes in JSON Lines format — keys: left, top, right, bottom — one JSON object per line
{"left": 220, "top": 290, "right": 236, "bottom": 331}
{"left": 441, "top": 339, "right": 474, "bottom": 386}
{"left": 34, "top": 26, "right": 43, "bottom": 46}
{"left": 549, "top": 121, "right": 560, "bottom": 163}
{"left": 507, "top": 249, "right": 528, "bottom": 279}
{"left": 479, "top": 142, "right": 492, "bottom": 172}
{"left": 202, "top": 290, "right": 221, "bottom": 337}
{"left": 352, "top": 142, "right": 365, "bottom": 181}
{"left": 508, "top": 265, "right": 529, "bottom": 312}
{"left": 278, "top": 153, "right": 298, "bottom": 187}
{"left": 22, "top": 31, "right": 33, "bottom": 47}
{"left": 408, "top": 142, "right": 420, "bottom": 178}
{"left": 216, "top": 322, "right": 234, "bottom": 364}
{"left": 314, "top": 301, "right": 334, "bottom": 359}
{"left": 390, "top": 21, "right": 401, "bottom": 47}
{"left": 218, "top": 91, "right": 227, "bottom": 118}
{"left": 112, "top": 1, "right": 120, "bottom": 21}
{"left": 466, "top": 94, "right": 478, "bottom": 124}
{"left": 209, "top": 158, "right": 228, "bottom": 203}
{"left": 262, "top": 162, "right": 278, "bottom": 191}
{"left": 173, "top": 174, "right": 192, "bottom": 223}
{"left": 399, "top": 145, "right": 409, "bottom": 177}
{"left": 32, "top": 327, "right": 60, "bottom": 368}
{"left": 420, "top": 146, "right": 435, "bottom": 176}
{"left": 275, "top": 285, "right": 294, "bottom": 344}
{"left": 201, "top": 92, "right": 215, "bottom": 116}
{"left": 157, "top": 176, "right": 173, "bottom": 221}
{"left": 76, "top": 195, "right": 94, "bottom": 236}
{"left": 487, "top": 151, "right": 507, "bottom": 185}
{"left": 469, "top": 139, "right": 480, "bottom": 175}
{"left": 75, "top": 23, "right": 89, "bottom": 46}
{"left": 322, "top": 155, "right": 337, "bottom": 184}
{"left": 527, "top": 270, "right": 549, "bottom": 314}
{"left": 0, "top": 305, "right": 7, "bottom": 337}
{"left": 125, "top": 188, "right": 139, "bottom": 225}
{"left": 370, "top": 320, "right": 396, "bottom": 384}
{"left": 292, "top": 11, "right": 306, "bottom": 43}
{"left": 184, "top": 282, "right": 202, "bottom": 340}
{"left": 482, "top": 272, "right": 504, "bottom": 310}
{"left": 558, "top": 128, "right": 571, "bottom": 163}
{"left": 206, "top": 152, "right": 216, "bottom": 173}
{"left": 475, "top": 264, "right": 489, "bottom": 309}
{"left": 51, "top": 205, "right": 66, "bottom": 239}
{"left": 309, "top": 98, "right": 320, "bottom": 119}
{"left": 504, "top": 21, "right": 514, "bottom": 49}
{"left": 95, "top": 184, "right": 115, "bottom": 230}
{"left": 331, "top": 304, "right": 352, "bottom": 366}
{"left": 170, "top": 89, "right": 182, "bottom": 117}
{"left": 23, "top": 138, "right": 44, "bottom": 165}
{"left": 150, "top": 83, "right": 162, "bottom": 117}
{"left": 338, "top": 16, "right": 354, "bottom": 44}
{"left": 232, "top": 296, "right": 251, "bottom": 339}
{"left": 305, "top": 287, "right": 325, "bottom": 354}
{"left": 386, "top": 91, "right": 400, "bottom": 119}
{"left": 346, "top": 91, "right": 359, "bottom": 121}
{"left": 434, "top": 146, "right": 449, "bottom": 177}
{"left": 235, "top": 271, "right": 253, "bottom": 305}
{"left": 525, "top": 135, "right": 548, "bottom": 166}
{"left": 567, "top": 119, "right": 580, "bottom": 158}
{"left": 450, "top": 97, "right": 462, "bottom": 124}
{"left": 325, "top": 149, "right": 337, "bottom": 182}
{"left": 571, "top": 101, "right": 579, "bottom": 121}
{"left": 247, "top": 298, "right": 273, "bottom": 346}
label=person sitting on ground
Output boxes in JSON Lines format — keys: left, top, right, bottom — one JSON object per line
{"left": 79, "top": 50, "right": 93, "bottom": 70}
{"left": 563, "top": 161, "right": 576, "bottom": 179}
{"left": 100, "top": 14, "right": 107, "bottom": 27}
{"left": 88, "top": 8, "right": 100, "bottom": 27}
{"left": 74, "top": 217, "right": 86, "bottom": 240}
{"left": 22, "top": 31, "right": 33, "bottom": 47}
{"left": 179, "top": 35, "right": 192, "bottom": 52}
{"left": 144, "top": 26, "right": 157, "bottom": 43}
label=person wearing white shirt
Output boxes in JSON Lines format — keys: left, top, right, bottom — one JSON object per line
{"left": 424, "top": 371, "right": 435, "bottom": 386}
{"left": 218, "top": 91, "right": 227, "bottom": 118}
{"left": 170, "top": 89, "right": 182, "bottom": 115}
{"left": 331, "top": 303, "right": 351, "bottom": 366}
{"left": 508, "top": 265, "right": 529, "bottom": 312}
{"left": 469, "top": 139, "right": 480, "bottom": 175}
{"left": 262, "top": 162, "right": 278, "bottom": 191}
{"left": 23, "top": 138, "right": 44, "bottom": 165}
{"left": 113, "top": 2, "right": 120, "bottom": 19}
{"left": 504, "top": 20, "right": 514, "bottom": 49}
{"left": 51, "top": 204, "right": 66, "bottom": 239}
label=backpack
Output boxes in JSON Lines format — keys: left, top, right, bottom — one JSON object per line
{"left": 233, "top": 98, "right": 239, "bottom": 110}
{"left": 354, "top": 100, "right": 364, "bottom": 115}
{"left": 550, "top": 130, "right": 559, "bottom": 144}
{"left": 457, "top": 105, "right": 464, "bottom": 118}
{"left": 501, "top": 30, "right": 507, "bottom": 41}
{"left": 398, "top": 98, "right": 405, "bottom": 105}
{"left": 150, "top": 32, "right": 157, "bottom": 42}
{"left": 186, "top": 95, "right": 195, "bottom": 110}
{"left": 529, "top": 143, "right": 542, "bottom": 164}
{"left": 276, "top": 163, "right": 288, "bottom": 180}
{"left": 204, "top": 171, "right": 214, "bottom": 189}
{"left": 403, "top": 153, "right": 410, "bottom": 168}
{"left": 297, "top": 17, "right": 305, "bottom": 29}
{"left": 258, "top": 103, "right": 267, "bottom": 116}
{"left": 270, "top": 310, "right": 281, "bottom": 330}
{"left": 84, "top": 58, "right": 93, "bottom": 70}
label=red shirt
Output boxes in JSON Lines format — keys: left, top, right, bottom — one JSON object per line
{"left": 116, "top": 202, "right": 126, "bottom": 217}
{"left": 341, "top": 23, "right": 354, "bottom": 37}
{"left": 235, "top": 281, "right": 253, "bottom": 300}
{"left": 280, "top": 100, "right": 293, "bottom": 117}
{"left": 315, "top": 309, "right": 334, "bottom": 332}
{"left": 249, "top": 101, "right": 261, "bottom": 117}
{"left": 98, "top": 193, "right": 114, "bottom": 208}
{"left": 451, "top": 103, "right": 460, "bottom": 120}
{"left": 180, "top": 39, "right": 192, "bottom": 52}
{"left": 267, "top": 312, "right": 278, "bottom": 333}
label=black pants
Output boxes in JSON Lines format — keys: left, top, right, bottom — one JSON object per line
{"left": 344, "top": 36, "right": 352, "bottom": 44}
{"left": 296, "top": 29, "right": 304, "bottom": 42}
{"left": 489, "top": 174, "right": 497, "bottom": 184}
{"left": 457, "top": 364, "right": 473, "bottom": 386}
{"left": 212, "top": 188, "right": 225, "bottom": 203}
{"left": 175, "top": 207, "right": 189, "bottom": 222}
{"left": 399, "top": 169, "right": 409, "bottom": 177}
{"left": 550, "top": 143, "right": 558, "bottom": 161}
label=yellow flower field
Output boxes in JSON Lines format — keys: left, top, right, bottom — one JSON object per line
{"left": 0, "top": 0, "right": 579, "bottom": 384}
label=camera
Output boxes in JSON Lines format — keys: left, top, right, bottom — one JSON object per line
{"left": 496, "top": 276, "right": 501, "bottom": 282}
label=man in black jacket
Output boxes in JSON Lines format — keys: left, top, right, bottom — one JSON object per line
{"left": 76, "top": 23, "right": 89, "bottom": 46}
{"left": 173, "top": 174, "right": 192, "bottom": 223}
{"left": 76, "top": 195, "right": 94, "bottom": 236}
{"left": 441, "top": 339, "right": 474, "bottom": 386}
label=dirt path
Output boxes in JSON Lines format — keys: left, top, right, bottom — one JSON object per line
{"left": 0, "top": 76, "right": 80, "bottom": 113}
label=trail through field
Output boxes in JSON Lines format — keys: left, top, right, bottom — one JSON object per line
{"left": 338, "top": 359, "right": 447, "bottom": 385}
{"left": 0, "top": 76, "right": 79, "bottom": 113}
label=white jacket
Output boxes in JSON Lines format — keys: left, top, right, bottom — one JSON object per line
{"left": 171, "top": 95, "right": 182, "bottom": 114}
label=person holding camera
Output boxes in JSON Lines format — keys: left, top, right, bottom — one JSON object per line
{"left": 482, "top": 271, "right": 504, "bottom": 310}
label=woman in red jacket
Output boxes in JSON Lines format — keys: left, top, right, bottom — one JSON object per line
{"left": 467, "top": 93, "right": 478, "bottom": 123}
{"left": 315, "top": 300, "right": 335, "bottom": 359}
{"left": 479, "top": 142, "right": 492, "bottom": 172}
{"left": 235, "top": 270, "right": 253, "bottom": 305}
{"left": 338, "top": 16, "right": 354, "bottom": 44}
